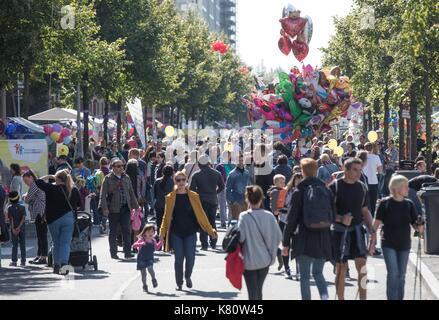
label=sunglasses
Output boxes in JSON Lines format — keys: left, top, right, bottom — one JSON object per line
{"left": 114, "top": 165, "right": 124, "bottom": 168}
{"left": 175, "top": 178, "right": 186, "bottom": 182}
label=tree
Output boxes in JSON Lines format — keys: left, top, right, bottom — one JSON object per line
{"left": 36, "top": 0, "right": 127, "bottom": 156}
{"left": 322, "top": 0, "right": 438, "bottom": 166}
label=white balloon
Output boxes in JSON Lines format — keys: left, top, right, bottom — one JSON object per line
{"left": 282, "top": 3, "right": 297, "bottom": 18}
{"left": 302, "top": 15, "right": 313, "bottom": 44}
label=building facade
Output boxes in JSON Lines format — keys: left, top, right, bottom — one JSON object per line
{"left": 175, "top": 0, "right": 236, "bottom": 46}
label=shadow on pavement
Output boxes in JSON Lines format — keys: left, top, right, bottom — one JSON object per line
{"left": 185, "top": 289, "right": 238, "bottom": 299}
{"left": 0, "top": 267, "right": 59, "bottom": 295}
{"left": 71, "top": 269, "right": 110, "bottom": 281}
{"left": 148, "top": 291, "right": 178, "bottom": 298}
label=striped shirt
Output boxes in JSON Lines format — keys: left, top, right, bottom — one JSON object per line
{"left": 25, "top": 181, "right": 46, "bottom": 220}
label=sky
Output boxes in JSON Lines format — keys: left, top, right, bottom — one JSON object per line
{"left": 236, "top": 0, "right": 354, "bottom": 72}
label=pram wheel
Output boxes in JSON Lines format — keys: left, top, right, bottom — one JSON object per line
{"left": 93, "top": 255, "right": 98, "bottom": 271}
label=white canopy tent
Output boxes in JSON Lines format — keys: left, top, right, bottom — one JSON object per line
{"left": 28, "top": 107, "right": 78, "bottom": 121}
{"left": 29, "top": 107, "right": 116, "bottom": 128}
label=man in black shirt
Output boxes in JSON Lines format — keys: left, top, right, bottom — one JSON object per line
{"left": 329, "top": 158, "right": 374, "bottom": 300}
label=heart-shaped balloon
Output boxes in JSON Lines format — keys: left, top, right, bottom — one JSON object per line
{"left": 278, "top": 36, "right": 292, "bottom": 56}
{"left": 279, "top": 17, "right": 307, "bottom": 38}
{"left": 291, "top": 40, "right": 309, "bottom": 62}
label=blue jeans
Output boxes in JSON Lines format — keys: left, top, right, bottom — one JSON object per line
{"left": 48, "top": 212, "right": 74, "bottom": 266}
{"left": 297, "top": 255, "right": 328, "bottom": 300}
{"left": 382, "top": 247, "right": 410, "bottom": 300}
{"left": 11, "top": 227, "right": 26, "bottom": 263}
{"left": 171, "top": 233, "right": 197, "bottom": 286}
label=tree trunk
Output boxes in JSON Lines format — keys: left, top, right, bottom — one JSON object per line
{"left": 383, "top": 85, "right": 390, "bottom": 148}
{"left": 409, "top": 84, "right": 417, "bottom": 160}
{"left": 11, "top": 89, "right": 17, "bottom": 116}
{"left": 104, "top": 93, "right": 109, "bottom": 144}
{"left": 424, "top": 74, "right": 432, "bottom": 173}
{"left": 398, "top": 102, "right": 405, "bottom": 161}
{"left": 117, "top": 97, "right": 122, "bottom": 145}
{"left": 23, "top": 66, "right": 31, "bottom": 117}
{"left": 0, "top": 88, "right": 6, "bottom": 123}
{"left": 373, "top": 99, "right": 380, "bottom": 131}
{"left": 201, "top": 110, "right": 206, "bottom": 129}
{"left": 176, "top": 106, "right": 181, "bottom": 129}
{"left": 191, "top": 106, "right": 196, "bottom": 128}
{"left": 368, "top": 109, "right": 373, "bottom": 131}
{"left": 170, "top": 106, "right": 174, "bottom": 127}
{"left": 82, "top": 73, "right": 89, "bottom": 157}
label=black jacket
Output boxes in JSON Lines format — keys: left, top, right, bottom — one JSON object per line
{"left": 190, "top": 165, "right": 225, "bottom": 205}
{"left": 282, "top": 177, "right": 334, "bottom": 260}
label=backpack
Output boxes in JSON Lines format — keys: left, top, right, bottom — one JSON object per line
{"left": 86, "top": 174, "right": 98, "bottom": 194}
{"left": 302, "top": 184, "right": 333, "bottom": 229}
{"left": 276, "top": 188, "right": 287, "bottom": 210}
{"left": 222, "top": 223, "right": 241, "bottom": 253}
{"left": 130, "top": 208, "right": 143, "bottom": 232}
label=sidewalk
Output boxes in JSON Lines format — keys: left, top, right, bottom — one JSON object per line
{"left": 408, "top": 236, "right": 439, "bottom": 299}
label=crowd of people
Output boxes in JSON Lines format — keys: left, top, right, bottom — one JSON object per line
{"left": 0, "top": 129, "right": 438, "bottom": 300}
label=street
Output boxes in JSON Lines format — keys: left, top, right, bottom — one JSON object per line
{"left": 0, "top": 221, "right": 435, "bottom": 300}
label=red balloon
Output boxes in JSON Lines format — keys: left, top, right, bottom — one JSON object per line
{"left": 291, "top": 40, "right": 309, "bottom": 62}
{"left": 279, "top": 17, "right": 307, "bottom": 38}
{"left": 291, "top": 130, "right": 301, "bottom": 141}
{"left": 128, "top": 139, "right": 137, "bottom": 148}
{"left": 128, "top": 127, "right": 135, "bottom": 137}
{"left": 278, "top": 36, "right": 292, "bottom": 56}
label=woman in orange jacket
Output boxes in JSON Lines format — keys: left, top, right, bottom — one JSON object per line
{"left": 159, "top": 171, "right": 217, "bottom": 291}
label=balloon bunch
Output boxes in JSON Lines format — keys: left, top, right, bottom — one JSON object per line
{"left": 42, "top": 123, "right": 73, "bottom": 145}
{"left": 211, "top": 41, "right": 229, "bottom": 54}
{"left": 242, "top": 64, "right": 356, "bottom": 144}
{"left": 278, "top": 3, "right": 313, "bottom": 62}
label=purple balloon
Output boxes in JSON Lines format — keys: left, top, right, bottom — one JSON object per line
{"left": 52, "top": 123, "right": 62, "bottom": 133}
{"left": 351, "top": 102, "right": 363, "bottom": 109}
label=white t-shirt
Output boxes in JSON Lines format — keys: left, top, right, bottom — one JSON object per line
{"left": 363, "top": 154, "right": 382, "bottom": 185}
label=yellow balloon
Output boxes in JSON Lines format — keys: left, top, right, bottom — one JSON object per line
{"left": 224, "top": 142, "right": 234, "bottom": 152}
{"left": 328, "top": 139, "right": 338, "bottom": 150}
{"left": 57, "top": 144, "right": 69, "bottom": 157}
{"left": 368, "top": 131, "right": 378, "bottom": 143}
{"left": 165, "top": 126, "right": 175, "bottom": 137}
{"left": 50, "top": 132, "right": 60, "bottom": 142}
{"left": 334, "top": 146, "right": 344, "bottom": 157}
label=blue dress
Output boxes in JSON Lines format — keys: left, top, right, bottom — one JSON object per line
{"left": 136, "top": 241, "right": 155, "bottom": 270}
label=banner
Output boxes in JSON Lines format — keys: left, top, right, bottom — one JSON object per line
{"left": 127, "top": 98, "right": 146, "bottom": 148}
{"left": 0, "top": 139, "right": 48, "bottom": 192}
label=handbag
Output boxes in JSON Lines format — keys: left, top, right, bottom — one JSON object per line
{"left": 60, "top": 186, "right": 81, "bottom": 238}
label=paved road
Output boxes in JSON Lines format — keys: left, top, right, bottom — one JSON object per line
{"left": 0, "top": 222, "right": 435, "bottom": 300}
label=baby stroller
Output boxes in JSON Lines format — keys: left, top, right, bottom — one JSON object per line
{"left": 48, "top": 212, "right": 98, "bottom": 271}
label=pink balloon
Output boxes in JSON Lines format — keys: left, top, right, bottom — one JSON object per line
{"left": 279, "top": 17, "right": 307, "bottom": 38}
{"left": 60, "top": 128, "right": 71, "bottom": 138}
{"left": 43, "top": 125, "right": 53, "bottom": 135}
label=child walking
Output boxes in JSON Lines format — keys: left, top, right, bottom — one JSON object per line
{"left": 133, "top": 224, "right": 162, "bottom": 292}
{"left": 7, "top": 191, "right": 26, "bottom": 266}
{"left": 268, "top": 174, "right": 290, "bottom": 276}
